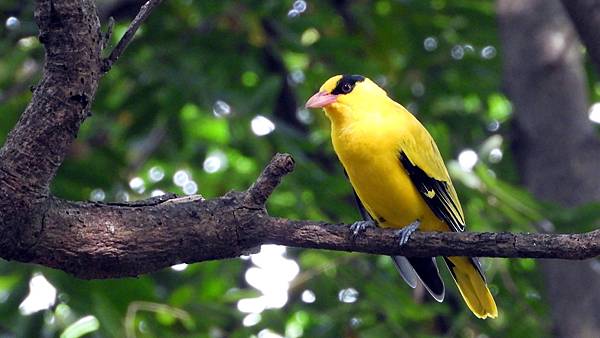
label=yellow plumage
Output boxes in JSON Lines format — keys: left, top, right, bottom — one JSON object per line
{"left": 306, "top": 75, "right": 497, "bottom": 319}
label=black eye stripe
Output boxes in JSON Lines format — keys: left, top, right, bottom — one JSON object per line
{"left": 331, "top": 74, "right": 365, "bottom": 95}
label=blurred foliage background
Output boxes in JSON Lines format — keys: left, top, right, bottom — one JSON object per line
{"left": 1, "top": 0, "right": 599, "bottom": 337}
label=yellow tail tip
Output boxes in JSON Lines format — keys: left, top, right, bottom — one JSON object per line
{"left": 446, "top": 256, "right": 499, "bottom": 319}
{"left": 474, "top": 308, "right": 498, "bottom": 319}
{"left": 467, "top": 289, "right": 498, "bottom": 319}
{"left": 470, "top": 287, "right": 498, "bottom": 319}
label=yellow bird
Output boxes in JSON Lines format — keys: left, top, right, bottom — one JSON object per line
{"left": 305, "top": 74, "right": 497, "bottom": 319}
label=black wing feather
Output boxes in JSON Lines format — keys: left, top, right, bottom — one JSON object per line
{"left": 398, "top": 151, "right": 465, "bottom": 232}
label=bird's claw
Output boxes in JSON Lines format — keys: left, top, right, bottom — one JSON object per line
{"left": 395, "top": 220, "right": 421, "bottom": 246}
{"left": 350, "top": 219, "right": 376, "bottom": 238}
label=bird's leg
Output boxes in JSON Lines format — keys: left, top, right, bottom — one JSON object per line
{"left": 395, "top": 220, "right": 421, "bottom": 246}
{"left": 350, "top": 219, "right": 376, "bottom": 238}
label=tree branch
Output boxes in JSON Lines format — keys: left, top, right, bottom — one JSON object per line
{"left": 101, "top": 0, "right": 163, "bottom": 73}
{"left": 0, "top": 0, "right": 164, "bottom": 264}
{"left": 0, "top": 0, "right": 104, "bottom": 259}
{"left": 264, "top": 217, "right": 600, "bottom": 260}
{"left": 244, "top": 153, "right": 295, "bottom": 207}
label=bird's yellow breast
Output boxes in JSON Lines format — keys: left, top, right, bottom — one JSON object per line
{"left": 330, "top": 114, "right": 444, "bottom": 231}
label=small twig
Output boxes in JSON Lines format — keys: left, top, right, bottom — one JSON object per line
{"left": 101, "top": 0, "right": 163, "bottom": 74}
{"left": 244, "top": 153, "right": 295, "bottom": 207}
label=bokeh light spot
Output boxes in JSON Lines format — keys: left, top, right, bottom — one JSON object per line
{"left": 243, "top": 313, "right": 262, "bottom": 327}
{"left": 19, "top": 274, "right": 57, "bottom": 315}
{"left": 213, "top": 100, "right": 231, "bottom": 118}
{"left": 588, "top": 103, "right": 600, "bottom": 124}
{"left": 423, "top": 37, "right": 438, "bottom": 51}
{"left": 5, "top": 16, "right": 20, "bottom": 30}
{"left": 203, "top": 150, "right": 228, "bottom": 173}
{"left": 338, "top": 288, "right": 359, "bottom": 303}
{"left": 489, "top": 148, "right": 503, "bottom": 163}
{"left": 90, "top": 188, "right": 105, "bottom": 202}
{"left": 458, "top": 149, "right": 478, "bottom": 171}
{"left": 171, "top": 263, "right": 188, "bottom": 271}
{"left": 258, "top": 329, "right": 284, "bottom": 338}
{"left": 301, "top": 290, "right": 316, "bottom": 303}
{"left": 173, "top": 170, "right": 190, "bottom": 186}
{"left": 151, "top": 189, "right": 165, "bottom": 197}
{"left": 481, "top": 45, "right": 497, "bottom": 59}
{"left": 251, "top": 115, "right": 276, "bottom": 136}
{"left": 149, "top": 166, "right": 165, "bottom": 182}
{"left": 183, "top": 181, "right": 198, "bottom": 195}
{"left": 129, "top": 177, "right": 145, "bottom": 194}
{"left": 451, "top": 45, "right": 465, "bottom": 60}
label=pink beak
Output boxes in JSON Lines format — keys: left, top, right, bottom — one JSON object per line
{"left": 305, "top": 91, "right": 338, "bottom": 108}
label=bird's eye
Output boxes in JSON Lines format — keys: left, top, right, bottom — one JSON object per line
{"left": 341, "top": 83, "right": 353, "bottom": 94}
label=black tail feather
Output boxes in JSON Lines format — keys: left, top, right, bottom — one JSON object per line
{"left": 392, "top": 256, "right": 445, "bottom": 302}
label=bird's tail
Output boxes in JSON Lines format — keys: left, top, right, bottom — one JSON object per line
{"left": 392, "top": 256, "right": 445, "bottom": 302}
{"left": 444, "top": 256, "right": 498, "bottom": 319}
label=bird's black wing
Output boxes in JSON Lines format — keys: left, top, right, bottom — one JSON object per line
{"left": 398, "top": 151, "right": 465, "bottom": 232}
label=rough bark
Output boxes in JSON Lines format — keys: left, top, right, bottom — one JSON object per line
{"left": 0, "top": 0, "right": 103, "bottom": 261}
{"left": 498, "top": 1, "right": 600, "bottom": 337}
{"left": 561, "top": 0, "right": 600, "bottom": 72}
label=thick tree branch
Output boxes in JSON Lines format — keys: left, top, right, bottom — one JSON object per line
{"left": 0, "top": 0, "right": 163, "bottom": 264}
{"left": 0, "top": 0, "right": 104, "bottom": 259}
{"left": 0, "top": 0, "right": 102, "bottom": 195}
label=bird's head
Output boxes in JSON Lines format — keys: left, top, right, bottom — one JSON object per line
{"left": 305, "top": 74, "right": 389, "bottom": 122}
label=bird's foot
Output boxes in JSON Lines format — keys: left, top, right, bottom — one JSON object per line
{"left": 395, "top": 220, "right": 421, "bottom": 246}
{"left": 350, "top": 219, "right": 376, "bottom": 239}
